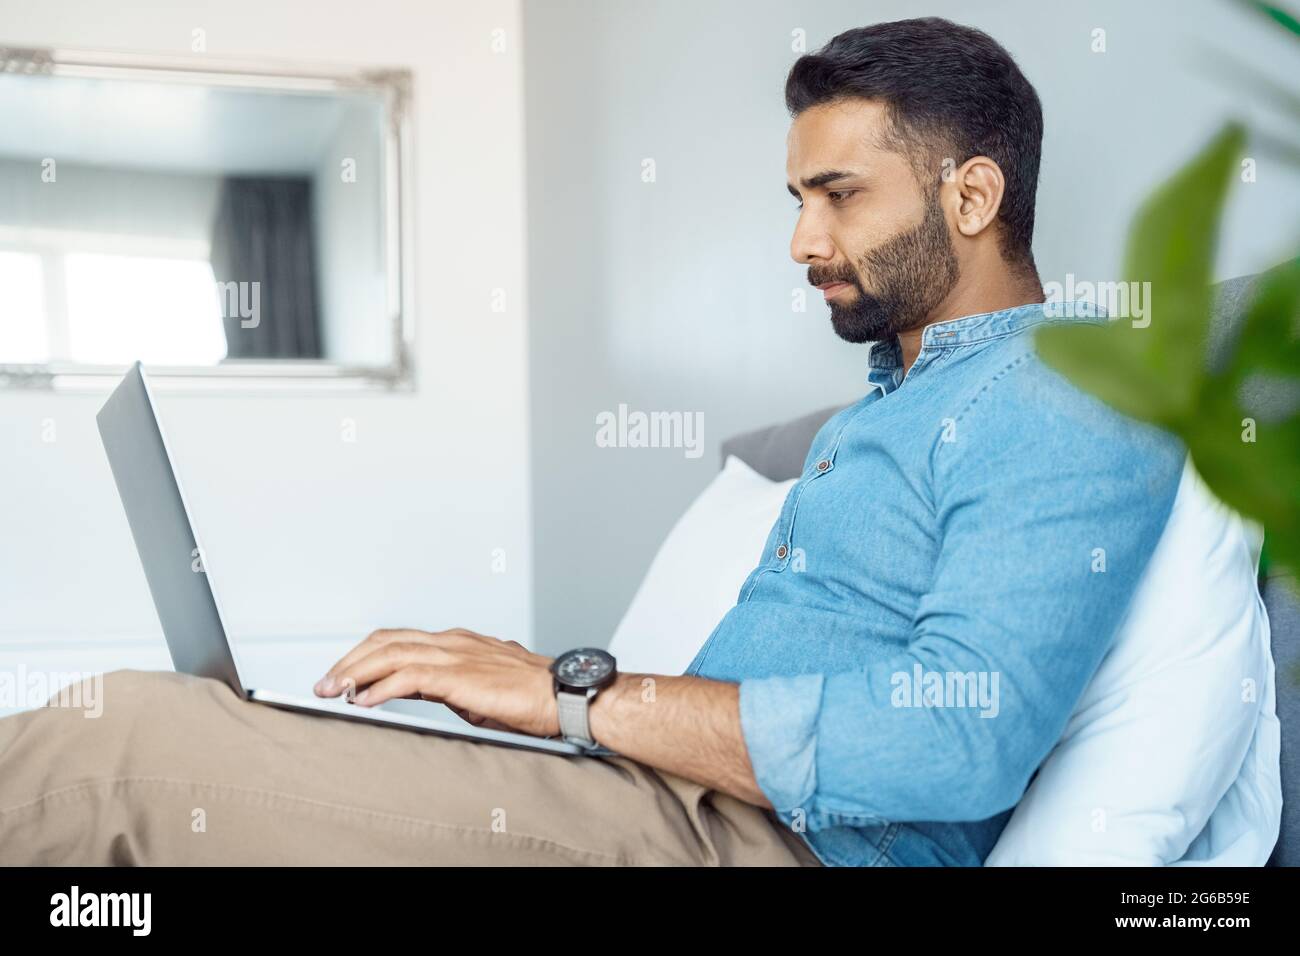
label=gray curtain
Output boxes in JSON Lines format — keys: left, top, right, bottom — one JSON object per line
{"left": 209, "top": 176, "right": 322, "bottom": 359}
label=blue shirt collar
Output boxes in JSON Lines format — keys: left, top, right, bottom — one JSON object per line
{"left": 866, "top": 300, "right": 1097, "bottom": 381}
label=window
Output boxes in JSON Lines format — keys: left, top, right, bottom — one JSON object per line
{"left": 0, "top": 232, "right": 227, "bottom": 367}
{"left": 63, "top": 252, "right": 227, "bottom": 365}
{"left": 0, "top": 250, "right": 48, "bottom": 363}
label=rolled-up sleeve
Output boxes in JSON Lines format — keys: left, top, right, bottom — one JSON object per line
{"left": 739, "top": 673, "right": 824, "bottom": 811}
{"left": 736, "top": 359, "right": 1185, "bottom": 830}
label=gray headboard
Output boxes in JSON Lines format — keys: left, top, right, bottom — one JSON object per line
{"left": 720, "top": 273, "right": 1298, "bottom": 866}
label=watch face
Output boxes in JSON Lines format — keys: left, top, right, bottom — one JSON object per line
{"left": 552, "top": 648, "right": 615, "bottom": 688}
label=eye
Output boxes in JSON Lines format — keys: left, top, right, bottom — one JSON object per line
{"left": 828, "top": 189, "right": 856, "bottom": 204}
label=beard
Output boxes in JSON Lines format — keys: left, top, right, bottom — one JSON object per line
{"left": 814, "top": 193, "right": 961, "bottom": 344}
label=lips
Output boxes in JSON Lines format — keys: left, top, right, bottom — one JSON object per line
{"left": 816, "top": 281, "right": 852, "bottom": 297}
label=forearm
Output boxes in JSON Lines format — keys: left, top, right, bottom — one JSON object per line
{"left": 587, "top": 672, "right": 771, "bottom": 808}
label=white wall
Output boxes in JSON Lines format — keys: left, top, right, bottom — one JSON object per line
{"left": 0, "top": 1, "right": 535, "bottom": 666}
{"left": 522, "top": 0, "right": 1300, "bottom": 655}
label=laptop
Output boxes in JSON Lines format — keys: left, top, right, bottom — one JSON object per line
{"left": 95, "top": 361, "right": 587, "bottom": 757}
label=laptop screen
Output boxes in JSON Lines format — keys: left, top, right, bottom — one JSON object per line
{"left": 96, "top": 362, "right": 245, "bottom": 696}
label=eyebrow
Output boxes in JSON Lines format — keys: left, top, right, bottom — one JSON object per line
{"left": 786, "top": 169, "right": 861, "bottom": 199}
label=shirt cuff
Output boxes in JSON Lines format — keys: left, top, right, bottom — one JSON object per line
{"left": 738, "top": 673, "right": 825, "bottom": 812}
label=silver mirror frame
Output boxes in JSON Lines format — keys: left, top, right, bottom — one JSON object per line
{"left": 0, "top": 45, "right": 416, "bottom": 392}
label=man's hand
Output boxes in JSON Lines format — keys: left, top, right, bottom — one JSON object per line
{"left": 314, "top": 628, "right": 560, "bottom": 737}
{"left": 316, "top": 627, "right": 772, "bottom": 809}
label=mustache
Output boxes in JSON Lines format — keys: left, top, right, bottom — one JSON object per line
{"left": 808, "top": 268, "right": 860, "bottom": 288}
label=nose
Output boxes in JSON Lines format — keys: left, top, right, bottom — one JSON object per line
{"left": 790, "top": 208, "right": 834, "bottom": 265}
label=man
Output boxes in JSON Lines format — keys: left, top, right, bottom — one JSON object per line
{"left": 0, "top": 18, "right": 1181, "bottom": 866}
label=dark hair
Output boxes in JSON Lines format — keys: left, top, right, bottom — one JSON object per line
{"left": 785, "top": 17, "right": 1043, "bottom": 268}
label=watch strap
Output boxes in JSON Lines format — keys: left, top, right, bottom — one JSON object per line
{"left": 556, "top": 688, "right": 595, "bottom": 747}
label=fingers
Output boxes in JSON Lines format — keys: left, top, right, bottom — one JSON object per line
{"left": 328, "top": 642, "right": 453, "bottom": 699}
{"left": 353, "top": 666, "right": 435, "bottom": 708}
{"left": 316, "top": 629, "right": 414, "bottom": 695}
{"left": 308, "top": 628, "right": 546, "bottom": 736}
{"left": 315, "top": 628, "right": 473, "bottom": 696}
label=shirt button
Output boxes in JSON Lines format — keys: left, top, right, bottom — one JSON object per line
{"left": 776, "top": 545, "right": 788, "bottom": 559}
{"left": 816, "top": 459, "right": 830, "bottom": 472}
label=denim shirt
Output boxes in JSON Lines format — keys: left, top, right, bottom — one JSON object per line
{"left": 683, "top": 302, "right": 1184, "bottom": 866}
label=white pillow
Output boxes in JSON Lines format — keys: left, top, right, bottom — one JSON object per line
{"left": 608, "top": 455, "right": 795, "bottom": 675}
{"left": 613, "top": 453, "right": 1281, "bottom": 865}
{"left": 987, "top": 459, "right": 1281, "bottom": 865}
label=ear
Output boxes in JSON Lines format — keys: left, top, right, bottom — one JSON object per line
{"left": 948, "top": 155, "right": 1005, "bottom": 239}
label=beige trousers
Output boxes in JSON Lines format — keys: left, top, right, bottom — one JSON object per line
{"left": 0, "top": 670, "right": 820, "bottom": 866}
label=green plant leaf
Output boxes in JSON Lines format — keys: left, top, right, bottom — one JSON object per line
{"left": 1035, "top": 320, "right": 1185, "bottom": 422}
{"left": 1123, "top": 123, "right": 1245, "bottom": 399}
{"left": 1226, "top": 256, "right": 1300, "bottom": 378}
{"left": 1234, "top": 0, "right": 1300, "bottom": 37}
{"left": 1036, "top": 123, "right": 1245, "bottom": 427}
{"left": 1189, "top": 257, "right": 1300, "bottom": 577}
{"left": 1186, "top": 387, "right": 1300, "bottom": 560}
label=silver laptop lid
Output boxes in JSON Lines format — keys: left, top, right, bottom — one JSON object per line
{"left": 96, "top": 362, "right": 246, "bottom": 697}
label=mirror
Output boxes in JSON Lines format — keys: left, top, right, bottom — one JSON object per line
{"left": 0, "top": 48, "right": 413, "bottom": 388}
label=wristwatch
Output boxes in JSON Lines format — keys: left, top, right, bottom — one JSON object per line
{"left": 550, "top": 647, "right": 618, "bottom": 749}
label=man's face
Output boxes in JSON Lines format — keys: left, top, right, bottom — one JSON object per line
{"left": 786, "top": 99, "right": 960, "bottom": 343}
